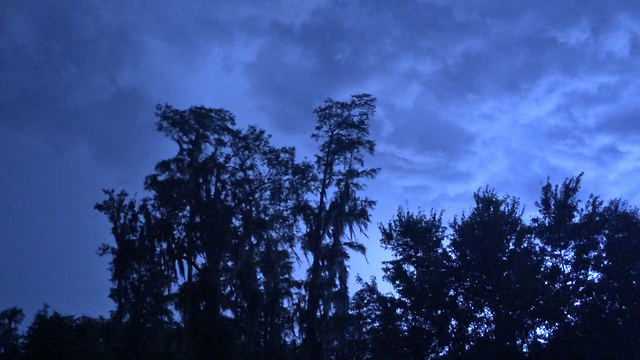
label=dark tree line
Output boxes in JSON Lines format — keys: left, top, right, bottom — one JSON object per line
{"left": 2, "top": 95, "right": 640, "bottom": 359}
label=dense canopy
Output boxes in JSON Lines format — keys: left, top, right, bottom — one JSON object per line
{"left": 2, "top": 97, "right": 639, "bottom": 359}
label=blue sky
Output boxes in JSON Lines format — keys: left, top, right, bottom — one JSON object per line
{"left": 3, "top": 0, "right": 640, "bottom": 322}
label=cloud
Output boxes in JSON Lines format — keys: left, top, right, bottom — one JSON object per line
{"left": 236, "top": 0, "right": 640, "bottom": 212}
{"left": 5, "top": 0, "right": 640, "bottom": 320}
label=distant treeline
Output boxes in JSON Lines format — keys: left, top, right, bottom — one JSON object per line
{"left": 2, "top": 95, "right": 639, "bottom": 359}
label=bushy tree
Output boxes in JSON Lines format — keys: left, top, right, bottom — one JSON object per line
{"left": 365, "top": 175, "right": 640, "bottom": 359}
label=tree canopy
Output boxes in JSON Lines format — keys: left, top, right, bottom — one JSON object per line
{"left": 3, "top": 97, "right": 640, "bottom": 359}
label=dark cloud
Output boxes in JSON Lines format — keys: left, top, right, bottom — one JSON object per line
{"left": 380, "top": 103, "right": 475, "bottom": 156}
{"left": 597, "top": 106, "right": 640, "bottom": 136}
{"left": 2, "top": 1, "right": 156, "bottom": 171}
{"left": 4, "top": 0, "right": 640, "bottom": 322}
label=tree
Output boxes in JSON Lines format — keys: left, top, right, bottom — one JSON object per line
{"left": 448, "top": 188, "right": 542, "bottom": 356}
{"left": 0, "top": 307, "right": 24, "bottom": 358}
{"left": 379, "top": 208, "right": 455, "bottom": 358}
{"left": 92, "top": 106, "right": 640, "bottom": 360}
{"left": 95, "top": 190, "right": 179, "bottom": 360}
{"left": 300, "top": 94, "right": 379, "bottom": 360}
{"left": 370, "top": 175, "right": 640, "bottom": 359}
{"left": 149, "top": 105, "right": 307, "bottom": 359}
{"left": 20, "top": 305, "right": 121, "bottom": 360}
{"left": 527, "top": 176, "right": 640, "bottom": 358}
{"left": 96, "top": 103, "right": 318, "bottom": 360}
{"left": 146, "top": 104, "right": 240, "bottom": 359}
{"left": 531, "top": 174, "right": 594, "bottom": 333}
{"left": 348, "top": 276, "right": 406, "bottom": 360}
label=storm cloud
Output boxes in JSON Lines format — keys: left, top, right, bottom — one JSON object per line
{"left": 3, "top": 0, "right": 640, "bottom": 320}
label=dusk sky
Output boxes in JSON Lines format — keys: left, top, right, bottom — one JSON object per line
{"left": 3, "top": 0, "right": 640, "bottom": 323}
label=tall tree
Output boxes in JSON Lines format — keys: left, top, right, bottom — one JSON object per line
{"left": 145, "top": 104, "right": 239, "bottom": 359}
{"left": 95, "top": 96, "right": 378, "bottom": 360}
{"left": 300, "top": 94, "right": 379, "bottom": 360}
{"left": 143, "top": 105, "right": 307, "bottom": 359}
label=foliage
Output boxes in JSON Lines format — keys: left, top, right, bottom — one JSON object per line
{"left": 373, "top": 175, "right": 640, "bottom": 359}
{"left": 0, "top": 307, "right": 24, "bottom": 358}
{"left": 6, "top": 96, "right": 640, "bottom": 359}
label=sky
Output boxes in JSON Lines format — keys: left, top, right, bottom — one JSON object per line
{"left": 3, "top": 0, "right": 640, "bottom": 323}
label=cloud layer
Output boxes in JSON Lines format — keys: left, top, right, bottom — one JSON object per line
{"left": 3, "top": 0, "right": 640, "bottom": 318}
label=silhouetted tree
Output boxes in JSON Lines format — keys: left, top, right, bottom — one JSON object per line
{"left": 144, "top": 105, "right": 308, "bottom": 359}
{"left": 448, "top": 188, "right": 542, "bottom": 357}
{"left": 347, "top": 276, "right": 406, "bottom": 360}
{"left": 78, "top": 96, "right": 640, "bottom": 360}
{"left": 379, "top": 208, "right": 455, "bottom": 358}
{"left": 21, "top": 305, "right": 117, "bottom": 360}
{"left": 299, "top": 94, "right": 379, "bottom": 360}
{"left": 366, "top": 175, "right": 640, "bottom": 359}
{"left": 95, "top": 190, "right": 179, "bottom": 360}
{"left": 530, "top": 185, "right": 640, "bottom": 359}
{"left": 0, "top": 307, "right": 24, "bottom": 359}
